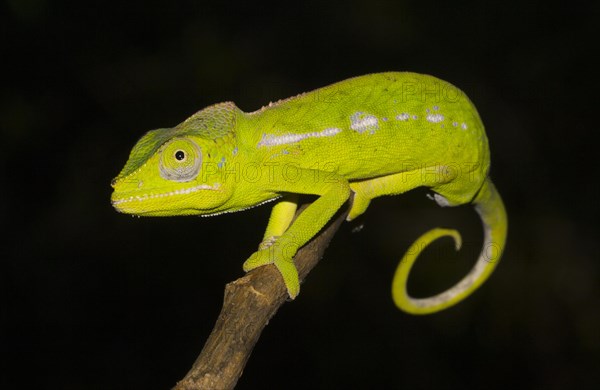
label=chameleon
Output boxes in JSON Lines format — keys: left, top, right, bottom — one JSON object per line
{"left": 111, "top": 72, "right": 507, "bottom": 315}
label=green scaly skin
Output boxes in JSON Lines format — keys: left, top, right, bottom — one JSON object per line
{"left": 111, "top": 72, "right": 507, "bottom": 314}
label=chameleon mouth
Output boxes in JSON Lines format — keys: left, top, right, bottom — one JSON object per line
{"left": 111, "top": 183, "right": 220, "bottom": 206}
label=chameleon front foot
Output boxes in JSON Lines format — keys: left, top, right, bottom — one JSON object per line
{"left": 243, "top": 247, "right": 301, "bottom": 299}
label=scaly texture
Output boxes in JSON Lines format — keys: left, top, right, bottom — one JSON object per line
{"left": 111, "top": 72, "right": 508, "bottom": 314}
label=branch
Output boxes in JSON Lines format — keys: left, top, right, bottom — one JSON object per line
{"left": 173, "top": 200, "right": 351, "bottom": 390}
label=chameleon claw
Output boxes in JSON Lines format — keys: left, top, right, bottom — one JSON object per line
{"left": 274, "top": 257, "right": 300, "bottom": 299}
{"left": 242, "top": 248, "right": 274, "bottom": 272}
{"left": 243, "top": 245, "right": 301, "bottom": 298}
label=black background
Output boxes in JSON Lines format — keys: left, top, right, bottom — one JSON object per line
{"left": 3, "top": 1, "right": 598, "bottom": 389}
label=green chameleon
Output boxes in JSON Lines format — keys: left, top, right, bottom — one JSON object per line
{"left": 111, "top": 72, "right": 507, "bottom": 315}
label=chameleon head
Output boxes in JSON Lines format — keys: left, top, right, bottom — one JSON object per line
{"left": 111, "top": 130, "right": 231, "bottom": 216}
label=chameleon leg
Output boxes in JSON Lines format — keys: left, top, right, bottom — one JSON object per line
{"left": 259, "top": 194, "right": 299, "bottom": 250}
{"left": 243, "top": 195, "right": 300, "bottom": 298}
{"left": 243, "top": 169, "right": 351, "bottom": 298}
{"left": 348, "top": 166, "right": 456, "bottom": 220}
{"left": 347, "top": 166, "right": 506, "bottom": 314}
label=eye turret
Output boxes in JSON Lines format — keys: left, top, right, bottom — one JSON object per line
{"left": 159, "top": 138, "right": 202, "bottom": 182}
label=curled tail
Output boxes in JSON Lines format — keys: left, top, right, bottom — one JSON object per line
{"left": 392, "top": 178, "right": 508, "bottom": 315}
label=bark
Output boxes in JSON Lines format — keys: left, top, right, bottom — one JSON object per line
{"left": 173, "top": 201, "right": 350, "bottom": 390}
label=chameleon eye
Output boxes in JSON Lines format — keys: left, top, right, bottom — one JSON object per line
{"left": 159, "top": 138, "right": 202, "bottom": 182}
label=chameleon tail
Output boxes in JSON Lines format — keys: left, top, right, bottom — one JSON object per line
{"left": 392, "top": 178, "right": 508, "bottom": 314}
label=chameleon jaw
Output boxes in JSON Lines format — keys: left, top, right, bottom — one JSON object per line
{"left": 111, "top": 183, "right": 221, "bottom": 215}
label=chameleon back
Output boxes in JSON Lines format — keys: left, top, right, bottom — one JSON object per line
{"left": 240, "top": 72, "right": 489, "bottom": 206}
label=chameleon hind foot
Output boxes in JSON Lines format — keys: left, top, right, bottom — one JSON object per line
{"left": 347, "top": 191, "right": 371, "bottom": 221}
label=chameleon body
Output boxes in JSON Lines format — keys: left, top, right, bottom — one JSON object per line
{"left": 111, "top": 72, "right": 507, "bottom": 314}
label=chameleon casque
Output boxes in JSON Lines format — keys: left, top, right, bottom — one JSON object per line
{"left": 111, "top": 72, "right": 507, "bottom": 314}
